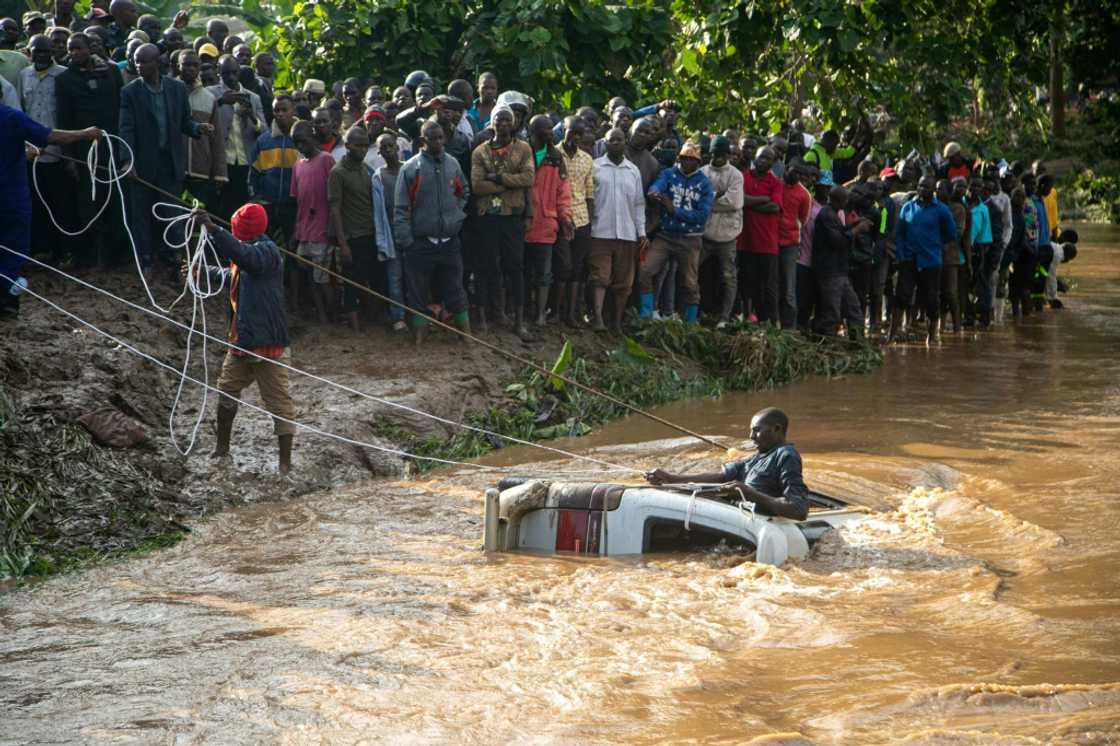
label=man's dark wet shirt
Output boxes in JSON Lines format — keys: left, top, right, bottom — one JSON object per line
{"left": 721, "top": 443, "right": 809, "bottom": 516}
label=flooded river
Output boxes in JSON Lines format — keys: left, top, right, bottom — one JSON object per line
{"left": 3, "top": 224, "right": 1119, "bottom": 744}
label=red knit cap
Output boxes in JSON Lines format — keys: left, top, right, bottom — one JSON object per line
{"left": 230, "top": 203, "right": 268, "bottom": 241}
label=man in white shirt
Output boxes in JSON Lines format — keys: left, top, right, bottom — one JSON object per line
{"left": 207, "top": 53, "right": 263, "bottom": 220}
{"left": 21, "top": 34, "right": 71, "bottom": 261}
{"left": 589, "top": 126, "right": 647, "bottom": 334}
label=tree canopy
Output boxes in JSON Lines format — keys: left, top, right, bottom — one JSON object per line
{"left": 255, "top": 0, "right": 1119, "bottom": 144}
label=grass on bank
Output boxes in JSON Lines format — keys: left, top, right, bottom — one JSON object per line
{"left": 392, "top": 320, "right": 883, "bottom": 473}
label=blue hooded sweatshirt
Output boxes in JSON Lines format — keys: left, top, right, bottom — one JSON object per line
{"left": 648, "top": 165, "right": 713, "bottom": 236}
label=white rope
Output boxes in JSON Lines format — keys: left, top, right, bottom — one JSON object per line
{"left": 0, "top": 271, "right": 551, "bottom": 473}
{"left": 5, "top": 248, "right": 641, "bottom": 475}
{"left": 22, "top": 138, "right": 643, "bottom": 478}
{"left": 684, "top": 488, "right": 699, "bottom": 531}
{"left": 32, "top": 134, "right": 232, "bottom": 456}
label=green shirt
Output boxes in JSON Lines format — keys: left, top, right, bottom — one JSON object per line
{"left": 804, "top": 141, "right": 855, "bottom": 174}
{"left": 0, "top": 50, "right": 29, "bottom": 92}
{"left": 328, "top": 156, "right": 374, "bottom": 239}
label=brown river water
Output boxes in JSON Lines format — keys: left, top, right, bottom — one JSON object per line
{"left": 2, "top": 224, "right": 1119, "bottom": 745}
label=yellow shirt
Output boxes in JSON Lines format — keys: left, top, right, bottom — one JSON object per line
{"left": 1043, "top": 188, "right": 1059, "bottom": 237}
{"left": 561, "top": 147, "right": 596, "bottom": 229}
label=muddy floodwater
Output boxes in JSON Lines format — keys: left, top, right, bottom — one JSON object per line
{"left": 3, "top": 224, "right": 1119, "bottom": 744}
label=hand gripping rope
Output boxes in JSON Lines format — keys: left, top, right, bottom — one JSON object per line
{"left": 5, "top": 248, "right": 643, "bottom": 476}
{"left": 21, "top": 137, "right": 727, "bottom": 472}
{"left": 0, "top": 268, "right": 640, "bottom": 478}
{"left": 32, "top": 133, "right": 229, "bottom": 455}
{"left": 34, "top": 138, "right": 727, "bottom": 450}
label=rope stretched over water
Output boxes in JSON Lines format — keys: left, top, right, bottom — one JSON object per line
{"left": 37, "top": 143, "right": 727, "bottom": 451}
{"left": 4, "top": 247, "right": 643, "bottom": 475}
{"left": 0, "top": 270, "right": 636, "bottom": 478}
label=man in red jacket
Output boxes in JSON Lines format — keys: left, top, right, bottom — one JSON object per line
{"left": 524, "top": 114, "right": 573, "bottom": 330}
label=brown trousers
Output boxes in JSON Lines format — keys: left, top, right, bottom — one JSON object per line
{"left": 588, "top": 238, "right": 638, "bottom": 297}
{"left": 215, "top": 349, "right": 297, "bottom": 436}
{"left": 638, "top": 234, "right": 702, "bottom": 305}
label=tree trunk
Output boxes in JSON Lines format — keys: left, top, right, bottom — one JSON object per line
{"left": 1050, "top": 20, "right": 1065, "bottom": 139}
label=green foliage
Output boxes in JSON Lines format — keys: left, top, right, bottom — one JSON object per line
{"left": 395, "top": 322, "right": 881, "bottom": 473}
{"left": 267, "top": 0, "right": 672, "bottom": 103}
{"left": 1063, "top": 165, "right": 1120, "bottom": 223}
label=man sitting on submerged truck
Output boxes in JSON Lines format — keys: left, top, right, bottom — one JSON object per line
{"left": 645, "top": 407, "right": 810, "bottom": 520}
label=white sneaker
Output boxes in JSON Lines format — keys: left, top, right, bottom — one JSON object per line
{"left": 392, "top": 320, "right": 407, "bottom": 332}
{"left": 651, "top": 310, "right": 663, "bottom": 321}
{"left": 716, "top": 320, "right": 728, "bottom": 330}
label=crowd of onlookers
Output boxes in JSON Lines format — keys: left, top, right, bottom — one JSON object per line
{"left": 1, "top": 2, "right": 1079, "bottom": 344}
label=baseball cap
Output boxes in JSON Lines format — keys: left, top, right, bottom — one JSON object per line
{"left": 678, "top": 140, "right": 702, "bottom": 160}
{"left": 86, "top": 8, "right": 110, "bottom": 20}
{"left": 943, "top": 141, "right": 962, "bottom": 158}
{"left": 816, "top": 171, "right": 835, "bottom": 187}
{"left": 198, "top": 42, "right": 219, "bottom": 59}
{"left": 303, "top": 78, "right": 326, "bottom": 95}
{"left": 22, "top": 11, "right": 45, "bottom": 25}
{"left": 879, "top": 166, "right": 898, "bottom": 179}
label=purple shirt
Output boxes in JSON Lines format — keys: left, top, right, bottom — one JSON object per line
{"left": 798, "top": 200, "right": 822, "bottom": 268}
{"left": 290, "top": 151, "right": 334, "bottom": 243}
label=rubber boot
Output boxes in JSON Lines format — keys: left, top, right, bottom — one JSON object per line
{"left": 212, "top": 404, "right": 236, "bottom": 458}
{"left": 453, "top": 310, "right": 472, "bottom": 341}
{"left": 412, "top": 317, "right": 428, "bottom": 347}
{"left": 684, "top": 304, "right": 699, "bottom": 324}
{"left": 278, "top": 434, "right": 293, "bottom": 475}
{"left": 534, "top": 286, "right": 549, "bottom": 326}
{"left": 639, "top": 292, "right": 655, "bottom": 319}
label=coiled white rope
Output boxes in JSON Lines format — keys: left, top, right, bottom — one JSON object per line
{"left": 3, "top": 248, "right": 640, "bottom": 475}
{"left": 1, "top": 269, "right": 633, "bottom": 478}
{"left": 32, "top": 134, "right": 233, "bottom": 456}
{"left": 24, "top": 137, "right": 647, "bottom": 476}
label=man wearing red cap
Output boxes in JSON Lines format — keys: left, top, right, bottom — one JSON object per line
{"left": 190, "top": 203, "right": 296, "bottom": 474}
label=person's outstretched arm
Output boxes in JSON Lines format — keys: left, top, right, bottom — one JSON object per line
{"left": 645, "top": 468, "right": 727, "bottom": 486}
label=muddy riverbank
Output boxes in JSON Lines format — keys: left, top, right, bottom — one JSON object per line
{"left": 0, "top": 267, "right": 878, "bottom": 579}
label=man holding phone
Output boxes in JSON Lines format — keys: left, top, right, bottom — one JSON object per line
{"left": 208, "top": 53, "right": 264, "bottom": 221}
